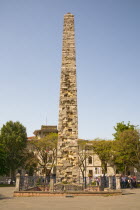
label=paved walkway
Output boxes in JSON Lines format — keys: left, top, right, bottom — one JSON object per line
{"left": 0, "top": 187, "right": 140, "bottom": 210}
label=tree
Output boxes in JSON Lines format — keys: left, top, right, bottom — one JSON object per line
{"left": 0, "top": 144, "right": 9, "bottom": 175}
{"left": 29, "top": 133, "right": 58, "bottom": 177}
{"left": 0, "top": 121, "right": 27, "bottom": 178}
{"left": 78, "top": 139, "right": 92, "bottom": 181}
{"left": 23, "top": 150, "right": 39, "bottom": 176}
{"left": 113, "top": 129, "right": 140, "bottom": 174}
{"left": 113, "top": 121, "right": 135, "bottom": 140}
{"left": 92, "top": 139, "right": 113, "bottom": 174}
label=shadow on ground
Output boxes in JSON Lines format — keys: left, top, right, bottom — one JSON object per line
{"left": 122, "top": 192, "right": 135, "bottom": 195}
{"left": 0, "top": 194, "right": 13, "bottom": 200}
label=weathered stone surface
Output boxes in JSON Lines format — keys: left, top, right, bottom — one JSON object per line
{"left": 56, "top": 13, "right": 79, "bottom": 183}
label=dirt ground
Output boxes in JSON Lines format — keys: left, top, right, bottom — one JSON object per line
{"left": 0, "top": 187, "right": 140, "bottom": 210}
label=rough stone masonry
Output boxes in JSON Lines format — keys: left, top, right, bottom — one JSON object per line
{"left": 56, "top": 13, "right": 79, "bottom": 183}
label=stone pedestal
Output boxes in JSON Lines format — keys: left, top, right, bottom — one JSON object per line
{"left": 109, "top": 176, "right": 113, "bottom": 189}
{"left": 15, "top": 173, "right": 20, "bottom": 191}
{"left": 49, "top": 179, "right": 54, "bottom": 192}
{"left": 116, "top": 174, "right": 121, "bottom": 190}
{"left": 24, "top": 174, "right": 28, "bottom": 190}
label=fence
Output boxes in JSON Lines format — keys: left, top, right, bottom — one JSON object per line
{"left": 19, "top": 175, "right": 50, "bottom": 191}
{"left": 15, "top": 174, "right": 121, "bottom": 192}
{"left": 100, "top": 175, "right": 116, "bottom": 189}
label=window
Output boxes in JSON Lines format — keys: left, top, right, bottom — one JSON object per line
{"left": 95, "top": 167, "right": 98, "bottom": 174}
{"left": 88, "top": 156, "right": 92, "bottom": 164}
{"left": 89, "top": 170, "right": 93, "bottom": 177}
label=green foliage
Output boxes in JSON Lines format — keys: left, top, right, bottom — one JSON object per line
{"left": 78, "top": 139, "right": 89, "bottom": 149}
{"left": 0, "top": 184, "right": 15, "bottom": 187}
{"left": 29, "top": 133, "right": 58, "bottom": 176}
{"left": 78, "top": 122, "right": 140, "bottom": 176}
{"left": 91, "top": 181, "right": 96, "bottom": 186}
{"left": 113, "top": 121, "right": 135, "bottom": 140}
{"left": 113, "top": 129, "right": 140, "bottom": 174}
{"left": 0, "top": 144, "right": 9, "bottom": 175}
{"left": 23, "top": 151, "right": 39, "bottom": 176}
{"left": 0, "top": 121, "right": 27, "bottom": 177}
{"left": 92, "top": 139, "right": 113, "bottom": 174}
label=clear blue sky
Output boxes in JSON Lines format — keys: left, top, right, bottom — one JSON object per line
{"left": 0, "top": 0, "right": 140, "bottom": 140}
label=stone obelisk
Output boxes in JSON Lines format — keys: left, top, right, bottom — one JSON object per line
{"left": 56, "top": 13, "right": 79, "bottom": 183}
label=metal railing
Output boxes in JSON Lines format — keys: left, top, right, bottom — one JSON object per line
{"left": 19, "top": 176, "right": 50, "bottom": 191}
{"left": 16, "top": 174, "right": 119, "bottom": 192}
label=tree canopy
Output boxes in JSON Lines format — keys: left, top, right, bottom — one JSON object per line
{"left": 29, "top": 133, "right": 58, "bottom": 176}
{"left": 113, "top": 121, "right": 135, "bottom": 140}
{"left": 0, "top": 121, "right": 27, "bottom": 177}
{"left": 78, "top": 121, "right": 140, "bottom": 176}
{"left": 113, "top": 129, "right": 140, "bottom": 174}
{"left": 92, "top": 139, "right": 113, "bottom": 174}
{"left": 23, "top": 150, "right": 39, "bottom": 176}
{"left": 0, "top": 143, "right": 9, "bottom": 175}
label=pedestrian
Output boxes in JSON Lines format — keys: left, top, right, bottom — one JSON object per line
{"left": 128, "top": 176, "right": 133, "bottom": 189}
{"left": 121, "top": 176, "right": 126, "bottom": 189}
{"left": 95, "top": 177, "right": 99, "bottom": 186}
{"left": 132, "top": 176, "right": 137, "bottom": 188}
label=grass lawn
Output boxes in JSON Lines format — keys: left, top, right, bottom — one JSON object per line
{"left": 0, "top": 184, "right": 15, "bottom": 187}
